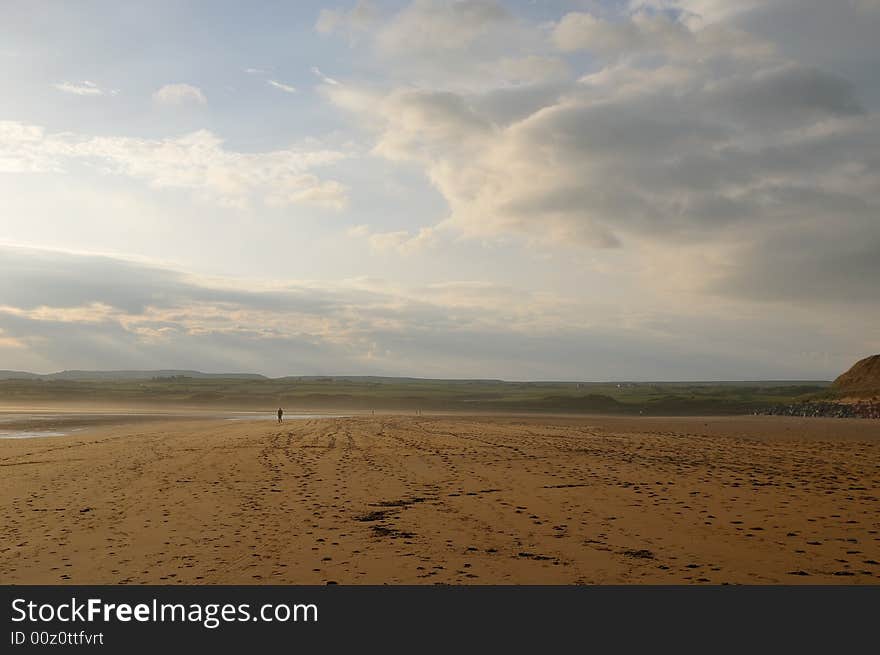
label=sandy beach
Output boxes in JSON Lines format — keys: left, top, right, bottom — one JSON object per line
{"left": 2, "top": 413, "right": 878, "bottom": 584}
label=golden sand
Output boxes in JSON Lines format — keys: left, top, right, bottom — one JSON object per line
{"left": 2, "top": 414, "right": 878, "bottom": 584}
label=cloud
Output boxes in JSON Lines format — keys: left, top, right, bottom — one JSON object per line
{"left": 6, "top": 1, "right": 880, "bottom": 379}
{"left": 315, "top": 0, "right": 556, "bottom": 90}
{"left": 703, "top": 63, "right": 863, "bottom": 129}
{"left": 374, "top": 0, "right": 512, "bottom": 55}
{"left": 0, "top": 328, "right": 25, "bottom": 350}
{"left": 706, "top": 213, "right": 880, "bottom": 304}
{"left": 311, "top": 67, "right": 341, "bottom": 86}
{"left": 552, "top": 10, "right": 772, "bottom": 61}
{"left": 1, "top": 245, "right": 870, "bottom": 379}
{"left": 494, "top": 56, "right": 570, "bottom": 85}
{"left": 152, "top": 83, "right": 207, "bottom": 106}
{"left": 0, "top": 120, "right": 350, "bottom": 209}
{"left": 268, "top": 79, "right": 297, "bottom": 93}
{"left": 321, "top": 1, "right": 880, "bottom": 304}
{"left": 0, "top": 244, "right": 584, "bottom": 376}
{"left": 54, "top": 80, "right": 117, "bottom": 96}
{"left": 0, "top": 121, "right": 61, "bottom": 173}
{"left": 554, "top": 12, "right": 680, "bottom": 53}
{"left": 628, "top": 0, "right": 765, "bottom": 26}
{"left": 348, "top": 224, "right": 439, "bottom": 255}
{"left": 316, "top": 0, "right": 379, "bottom": 39}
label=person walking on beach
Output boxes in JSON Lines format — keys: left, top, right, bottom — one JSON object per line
{"left": 277, "top": 407, "right": 283, "bottom": 424}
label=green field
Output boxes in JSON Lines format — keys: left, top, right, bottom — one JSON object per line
{"left": 0, "top": 374, "right": 832, "bottom": 415}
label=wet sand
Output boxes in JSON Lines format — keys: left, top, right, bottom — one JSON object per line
{"left": 1, "top": 414, "right": 878, "bottom": 584}
{"left": 0, "top": 410, "right": 345, "bottom": 439}
{"left": 0, "top": 411, "right": 186, "bottom": 439}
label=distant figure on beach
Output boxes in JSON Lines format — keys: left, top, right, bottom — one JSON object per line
{"left": 277, "top": 407, "right": 283, "bottom": 424}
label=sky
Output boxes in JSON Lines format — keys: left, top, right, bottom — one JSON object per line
{"left": 1, "top": 0, "right": 879, "bottom": 380}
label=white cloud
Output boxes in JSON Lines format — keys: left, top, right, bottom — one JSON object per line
{"left": 311, "top": 67, "right": 340, "bottom": 86}
{"left": 268, "top": 79, "right": 297, "bottom": 93}
{"left": 348, "top": 224, "right": 439, "bottom": 255}
{"left": 0, "top": 121, "right": 350, "bottom": 210}
{"left": 152, "top": 83, "right": 207, "bottom": 106}
{"left": 54, "top": 80, "right": 117, "bottom": 96}
{"left": 266, "top": 178, "right": 348, "bottom": 211}
{"left": 0, "top": 121, "right": 60, "bottom": 173}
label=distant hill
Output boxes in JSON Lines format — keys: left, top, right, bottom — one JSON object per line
{"left": 276, "top": 375, "right": 506, "bottom": 384}
{"left": 0, "top": 370, "right": 40, "bottom": 380}
{"left": 0, "top": 370, "right": 267, "bottom": 381}
{"left": 0, "top": 373, "right": 832, "bottom": 414}
{"left": 833, "top": 354, "right": 880, "bottom": 398}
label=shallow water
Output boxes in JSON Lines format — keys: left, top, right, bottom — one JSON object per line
{"left": 224, "top": 413, "right": 349, "bottom": 421}
{"left": 0, "top": 429, "right": 81, "bottom": 439}
{"left": 0, "top": 411, "right": 348, "bottom": 439}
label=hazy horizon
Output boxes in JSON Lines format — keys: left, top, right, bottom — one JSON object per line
{"left": 2, "top": 1, "right": 879, "bottom": 380}
{"left": 0, "top": 366, "right": 837, "bottom": 384}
